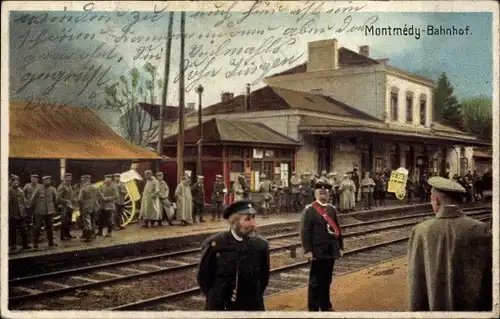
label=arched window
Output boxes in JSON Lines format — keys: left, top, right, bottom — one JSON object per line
{"left": 390, "top": 87, "right": 399, "bottom": 121}
{"left": 406, "top": 91, "right": 414, "bottom": 123}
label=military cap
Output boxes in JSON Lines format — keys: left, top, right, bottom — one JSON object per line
{"left": 321, "top": 170, "right": 327, "bottom": 175}
{"left": 104, "top": 174, "right": 113, "bottom": 178}
{"left": 428, "top": 176, "right": 466, "bottom": 194}
{"left": 42, "top": 175, "right": 51, "bottom": 180}
{"left": 10, "top": 174, "right": 20, "bottom": 180}
{"left": 260, "top": 173, "right": 266, "bottom": 178}
{"left": 215, "top": 174, "right": 222, "bottom": 178}
{"left": 315, "top": 181, "right": 332, "bottom": 190}
{"left": 82, "top": 175, "right": 91, "bottom": 180}
{"left": 64, "top": 172, "right": 72, "bottom": 177}
{"left": 223, "top": 200, "right": 258, "bottom": 219}
{"left": 156, "top": 172, "right": 164, "bottom": 176}
{"left": 327, "top": 172, "right": 334, "bottom": 177}
{"left": 30, "top": 174, "right": 39, "bottom": 178}
{"left": 114, "top": 173, "right": 121, "bottom": 177}
{"left": 292, "top": 171, "right": 296, "bottom": 175}
{"left": 144, "top": 170, "right": 153, "bottom": 175}
{"left": 197, "top": 175, "right": 204, "bottom": 179}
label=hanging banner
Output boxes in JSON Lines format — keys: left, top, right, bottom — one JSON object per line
{"left": 387, "top": 167, "right": 409, "bottom": 200}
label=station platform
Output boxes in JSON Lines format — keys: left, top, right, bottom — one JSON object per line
{"left": 9, "top": 200, "right": 430, "bottom": 260}
{"left": 265, "top": 256, "right": 409, "bottom": 311}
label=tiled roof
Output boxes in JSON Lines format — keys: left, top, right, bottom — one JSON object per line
{"left": 162, "top": 118, "right": 300, "bottom": 146}
{"left": 139, "top": 103, "right": 196, "bottom": 121}
{"left": 9, "top": 101, "right": 162, "bottom": 160}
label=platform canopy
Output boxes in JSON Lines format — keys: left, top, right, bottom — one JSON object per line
{"left": 298, "top": 116, "right": 490, "bottom": 147}
{"left": 9, "top": 101, "right": 162, "bottom": 160}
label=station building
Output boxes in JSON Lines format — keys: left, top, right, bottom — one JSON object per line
{"left": 157, "top": 39, "right": 489, "bottom": 203}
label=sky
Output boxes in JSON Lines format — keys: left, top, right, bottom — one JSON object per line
{"left": 8, "top": 3, "right": 493, "bottom": 130}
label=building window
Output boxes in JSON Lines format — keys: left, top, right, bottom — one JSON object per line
{"left": 406, "top": 92, "right": 414, "bottom": 123}
{"left": 375, "top": 157, "right": 383, "bottom": 173}
{"left": 231, "top": 161, "right": 244, "bottom": 172}
{"left": 390, "top": 92, "right": 398, "bottom": 121}
{"left": 390, "top": 154, "right": 398, "bottom": 170}
{"left": 420, "top": 94, "right": 427, "bottom": 125}
{"left": 230, "top": 147, "right": 244, "bottom": 157}
{"left": 264, "top": 150, "right": 275, "bottom": 158}
{"left": 252, "top": 162, "right": 262, "bottom": 174}
{"left": 263, "top": 161, "right": 274, "bottom": 179}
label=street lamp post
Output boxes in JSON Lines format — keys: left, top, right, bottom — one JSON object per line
{"left": 196, "top": 84, "right": 204, "bottom": 176}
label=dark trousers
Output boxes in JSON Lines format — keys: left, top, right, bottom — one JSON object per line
{"left": 406, "top": 189, "right": 414, "bottom": 203}
{"left": 290, "top": 193, "right": 300, "bottom": 212}
{"left": 363, "top": 192, "right": 373, "bottom": 209}
{"left": 34, "top": 214, "right": 54, "bottom": 245}
{"left": 98, "top": 209, "right": 113, "bottom": 235}
{"left": 308, "top": 258, "right": 335, "bottom": 311}
{"left": 378, "top": 190, "right": 386, "bottom": 205}
{"left": 212, "top": 201, "right": 223, "bottom": 219}
{"left": 193, "top": 202, "right": 204, "bottom": 220}
{"left": 60, "top": 207, "right": 72, "bottom": 240}
{"left": 115, "top": 204, "right": 124, "bottom": 228}
{"left": 9, "top": 217, "right": 29, "bottom": 248}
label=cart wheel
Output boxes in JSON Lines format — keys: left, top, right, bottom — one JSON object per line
{"left": 120, "top": 184, "right": 137, "bottom": 226}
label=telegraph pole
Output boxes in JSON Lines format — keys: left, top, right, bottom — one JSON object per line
{"left": 156, "top": 11, "right": 174, "bottom": 171}
{"left": 196, "top": 84, "right": 204, "bottom": 176}
{"left": 177, "top": 11, "right": 186, "bottom": 184}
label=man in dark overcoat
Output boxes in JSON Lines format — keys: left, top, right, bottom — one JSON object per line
{"left": 408, "top": 176, "right": 492, "bottom": 311}
{"left": 197, "top": 200, "right": 270, "bottom": 311}
{"left": 9, "top": 175, "right": 31, "bottom": 252}
{"left": 57, "top": 172, "right": 74, "bottom": 241}
{"left": 300, "top": 181, "right": 344, "bottom": 311}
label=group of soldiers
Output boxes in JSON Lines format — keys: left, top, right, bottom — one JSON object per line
{"left": 8, "top": 172, "right": 128, "bottom": 251}
{"left": 196, "top": 175, "right": 492, "bottom": 312}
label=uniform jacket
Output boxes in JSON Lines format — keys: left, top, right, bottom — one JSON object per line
{"left": 9, "top": 186, "right": 27, "bottom": 219}
{"left": 57, "top": 182, "right": 73, "bottom": 210}
{"left": 78, "top": 183, "right": 98, "bottom": 213}
{"left": 257, "top": 180, "right": 272, "bottom": 200}
{"left": 197, "top": 231, "right": 270, "bottom": 311}
{"left": 23, "top": 182, "right": 39, "bottom": 208}
{"left": 290, "top": 177, "right": 301, "bottom": 194}
{"left": 191, "top": 182, "right": 205, "bottom": 204}
{"left": 212, "top": 181, "right": 226, "bottom": 202}
{"left": 30, "top": 185, "right": 58, "bottom": 215}
{"left": 99, "top": 183, "right": 119, "bottom": 211}
{"left": 408, "top": 205, "right": 492, "bottom": 311}
{"left": 300, "top": 202, "right": 344, "bottom": 259}
{"left": 115, "top": 182, "right": 127, "bottom": 206}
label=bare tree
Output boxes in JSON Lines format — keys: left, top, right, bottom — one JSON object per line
{"left": 105, "top": 62, "right": 164, "bottom": 146}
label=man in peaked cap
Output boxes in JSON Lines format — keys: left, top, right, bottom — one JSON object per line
{"left": 77, "top": 175, "right": 97, "bottom": 242}
{"left": 23, "top": 174, "right": 40, "bottom": 227}
{"left": 113, "top": 173, "right": 128, "bottom": 230}
{"left": 211, "top": 174, "right": 227, "bottom": 222}
{"left": 97, "top": 174, "right": 119, "bottom": 237}
{"left": 57, "top": 172, "right": 74, "bottom": 241}
{"left": 30, "top": 175, "right": 58, "bottom": 248}
{"left": 191, "top": 175, "right": 206, "bottom": 223}
{"left": 197, "top": 200, "right": 270, "bottom": 311}
{"left": 408, "top": 176, "right": 492, "bottom": 311}
{"left": 9, "top": 174, "right": 31, "bottom": 252}
{"left": 300, "top": 181, "right": 344, "bottom": 311}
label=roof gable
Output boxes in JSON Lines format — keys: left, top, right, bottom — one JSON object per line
{"left": 9, "top": 101, "right": 161, "bottom": 160}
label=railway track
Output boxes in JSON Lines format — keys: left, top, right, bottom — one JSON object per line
{"left": 9, "top": 205, "right": 491, "bottom": 310}
{"left": 115, "top": 213, "right": 493, "bottom": 311}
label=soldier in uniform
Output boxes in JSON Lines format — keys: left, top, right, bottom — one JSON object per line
{"left": 57, "top": 172, "right": 74, "bottom": 241}
{"left": 113, "top": 173, "right": 127, "bottom": 230}
{"left": 272, "top": 173, "right": 284, "bottom": 214}
{"left": 408, "top": 176, "right": 492, "bottom": 311}
{"left": 289, "top": 172, "right": 301, "bottom": 213}
{"left": 31, "top": 176, "right": 58, "bottom": 248}
{"left": 211, "top": 174, "right": 227, "bottom": 222}
{"left": 9, "top": 175, "right": 31, "bottom": 252}
{"left": 191, "top": 175, "right": 206, "bottom": 223}
{"left": 300, "top": 173, "right": 314, "bottom": 209}
{"left": 232, "top": 174, "right": 245, "bottom": 202}
{"left": 257, "top": 173, "right": 272, "bottom": 218}
{"left": 300, "top": 181, "right": 344, "bottom": 311}
{"left": 77, "top": 175, "right": 98, "bottom": 242}
{"left": 360, "top": 172, "right": 376, "bottom": 210}
{"left": 97, "top": 174, "right": 119, "bottom": 237}
{"left": 156, "top": 172, "right": 174, "bottom": 226}
{"left": 197, "top": 200, "right": 270, "bottom": 311}
{"left": 23, "top": 174, "right": 40, "bottom": 229}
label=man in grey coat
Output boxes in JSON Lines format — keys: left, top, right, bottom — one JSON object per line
{"left": 408, "top": 176, "right": 492, "bottom": 311}
{"left": 30, "top": 175, "right": 58, "bottom": 248}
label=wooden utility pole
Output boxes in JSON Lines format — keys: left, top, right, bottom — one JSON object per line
{"left": 196, "top": 84, "right": 204, "bottom": 176}
{"left": 177, "top": 11, "right": 186, "bottom": 184}
{"left": 156, "top": 11, "right": 174, "bottom": 171}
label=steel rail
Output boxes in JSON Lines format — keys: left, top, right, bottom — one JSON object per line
{"left": 110, "top": 215, "right": 493, "bottom": 311}
{"left": 9, "top": 209, "right": 491, "bottom": 306}
{"left": 10, "top": 204, "right": 490, "bottom": 285}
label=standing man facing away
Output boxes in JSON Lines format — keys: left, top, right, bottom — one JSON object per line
{"left": 300, "top": 181, "right": 344, "bottom": 312}
{"left": 197, "top": 200, "right": 270, "bottom": 310}
{"left": 57, "top": 172, "right": 74, "bottom": 241}
{"left": 408, "top": 176, "right": 492, "bottom": 311}
{"left": 191, "top": 175, "right": 206, "bottom": 223}
{"left": 113, "top": 173, "right": 127, "bottom": 230}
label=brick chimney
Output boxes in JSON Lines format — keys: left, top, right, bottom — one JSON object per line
{"left": 359, "top": 45, "right": 370, "bottom": 57}
{"left": 221, "top": 92, "right": 234, "bottom": 102}
{"left": 307, "top": 39, "right": 339, "bottom": 72}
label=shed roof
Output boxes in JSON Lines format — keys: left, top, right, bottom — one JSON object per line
{"left": 9, "top": 101, "right": 162, "bottom": 160}
{"left": 162, "top": 118, "right": 300, "bottom": 146}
